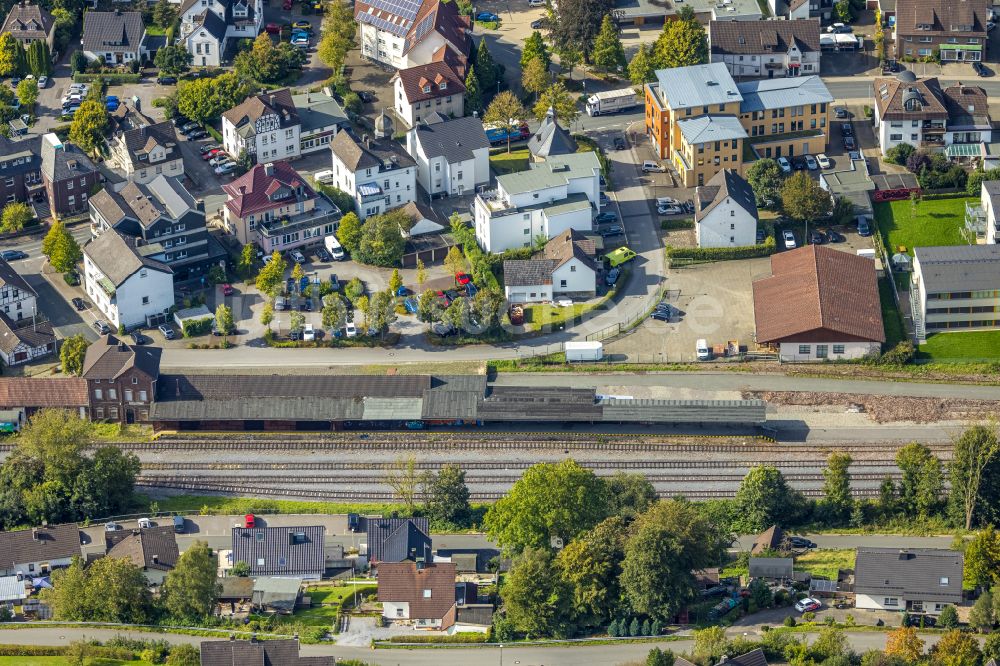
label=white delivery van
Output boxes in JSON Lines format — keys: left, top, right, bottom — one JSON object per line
{"left": 696, "top": 339, "right": 711, "bottom": 361}
{"left": 565, "top": 341, "right": 604, "bottom": 362}
{"left": 324, "top": 235, "right": 346, "bottom": 261}
{"left": 314, "top": 169, "right": 334, "bottom": 185}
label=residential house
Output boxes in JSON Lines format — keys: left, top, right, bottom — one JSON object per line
{"left": 82, "top": 333, "right": 161, "bottom": 424}
{"left": 0, "top": 523, "right": 81, "bottom": 576}
{"left": 751, "top": 525, "right": 787, "bottom": 555}
{"left": 613, "top": 0, "right": 763, "bottom": 24}
{"left": 222, "top": 161, "right": 343, "bottom": 254}
{"left": 503, "top": 229, "right": 597, "bottom": 303}
{"left": 676, "top": 650, "right": 769, "bottom": 666}
{"left": 893, "top": 0, "right": 989, "bottom": 62}
{"left": 0, "top": 377, "right": 89, "bottom": 420}
{"left": 406, "top": 114, "right": 489, "bottom": 197}
{"left": 83, "top": 232, "right": 174, "bottom": 331}
{"left": 178, "top": 0, "right": 262, "bottom": 67}
{"left": 752, "top": 245, "right": 885, "bottom": 361}
{"left": 0, "top": 134, "right": 44, "bottom": 208}
{"left": 748, "top": 557, "right": 793, "bottom": 580}
{"left": 292, "top": 91, "right": 349, "bottom": 156}
{"left": 105, "top": 526, "right": 179, "bottom": 585}
{"left": 231, "top": 526, "right": 326, "bottom": 579}
{"left": 200, "top": 637, "right": 334, "bottom": 666}
{"left": 474, "top": 151, "right": 601, "bottom": 253}
{"left": 106, "top": 110, "right": 184, "bottom": 185}
{"left": 81, "top": 10, "right": 148, "bottom": 65}
{"left": 355, "top": 0, "right": 470, "bottom": 70}
{"left": 528, "top": 107, "right": 577, "bottom": 163}
{"left": 911, "top": 244, "right": 1000, "bottom": 338}
{"left": 222, "top": 89, "right": 301, "bottom": 164}
{"left": 819, "top": 158, "right": 875, "bottom": 218}
{"left": 365, "top": 517, "right": 431, "bottom": 566}
{"left": 391, "top": 60, "right": 465, "bottom": 128}
{"left": 709, "top": 19, "right": 822, "bottom": 78}
{"left": 2, "top": 2, "right": 55, "bottom": 49}
{"left": 88, "top": 175, "right": 226, "bottom": 282}
{"left": 0, "top": 259, "right": 55, "bottom": 367}
{"left": 40, "top": 134, "right": 100, "bottom": 219}
{"left": 981, "top": 180, "right": 1000, "bottom": 244}
{"left": 329, "top": 129, "right": 417, "bottom": 221}
{"left": 695, "top": 168, "right": 758, "bottom": 248}
{"left": 378, "top": 561, "right": 458, "bottom": 630}
{"left": 0, "top": 259, "right": 39, "bottom": 325}
{"left": 854, "top": 547, "right": 964, "bottom": 614}
{"left": 644, "top": 63, "right": 832, "bottom": 187}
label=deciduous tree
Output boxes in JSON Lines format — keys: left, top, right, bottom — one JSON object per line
{"left": 336, "top": 212, "right": 361, "bottom": 254}
{"left": 425, "top": 464, "right": 471, "bottom": 527}
{"left": 484, "top": 91, "right": 528, "bottom": 153}
{"left": 161, "top": 541, "right": 220, "bottom": 620}
{"left": 16, "top": 78, "right": 37, "bottom": 109}
{"left": 68, "top": 99, "right": 108, "bottom": 155}
{"left": 732, "top": 465, "right": 804, "bottom": 533}
{"left": 521, "top": 31, "right": 551, "bottom": 70}
{"left": 652, "top": 9, "right": 708, "bottom": 69}
{"left": 0, "top": 33, "right": 22, "bottom": 77}
{"left": 0, "top": 202, "right": 32, "bottom": 233}
{"left": 255, "top": 251, "right": 286, "bottom": 296}
{"left": 501, "top": 546, "right": 573, "bottom": 638}
{"left": 949, "top": 423, "right": 1000, "bottom": 529}
{"left": 176, "top": 73, "right": 250, "bottom": 124}
{"left": 896, "top": 441, "right": 943, "bottom": 518}
{"left": 884, "top": 626, "right": 925, "bottom": 662}
{"left": 444, "top": 246, "right": 466, "bottom": 281}
{"left": 165, "top": 643, "right": 200, "bottom": 666}
{"left": 604, "top": 471, "right": 656, "bottom": 521}
{"left": 964, "top": 525, "right": 1000, "bottom": 589}
{"left": 43, "top": 221, "right": 83, "bottom": 273}
{"left": 259, "top": 301, "right": 274, "bottom": 330}
{"left": 214, "top": 304, "right": 234, "bottom": 340}
{"left": 521, "top": 57, "right": 549, "bottom": 102}
{"left": 154, "top": 0, "right": 177, "bottom": 28}
{"left": 154, "top": 45, "right": 192, "bottom": 76}
{"left": 591, "top": 15, "right": 626, "bottom": 72}
{"left": 628, "top": 43, "right": 656, "bottom": 86}
{"left": 930, "top": 629, "right": 981, "bottom": 666}
{"left": 59, "top": 335, "right": 88, "bottom": 376}
{"left": 968, "top": 589, "right": 994, "bottom": 632}
{"left": 533, "top": 82, "right": 579, "bottom": 124}
{"left": 321, "top": 294, "right": 347, "bottom": 332}
{"left": 385, "top": 455, "right": 420, "bottom": 510}
{"left": 781, "top": 171, "right": 833, "bottom": 223}
{"left": 551, "top": 0, "right": 614, "bottom": 59}
{"left": 355, "top": 209, "right": 407, "bottom": 267}
{"left": 822, "top": 452, "right": 853, "bottom": 523}
{"left": 554, "top": 516, "right": 627, "bottom": 629}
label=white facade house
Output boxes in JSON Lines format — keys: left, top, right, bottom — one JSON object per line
{"left": 292, "top": 91, "right": 349, "bottom": 156}
{"left": 709, "top": 19, "right": 822, "bottom": 78}
{"left": 106, "top": 113, "right": 185, "bottom": 185}
{"left": 181, "top": 10, "right": 227, "bottom": 67}
{"left": 982, "top": 181, "right": 1000, "bottom": 245}
{"left": 854, "top": 548, "right": 963, "bottom": 615}
{"left": 0, "top": 260, "right": 55, "bottom": 367}
{"left": 695, "top": 169, "right": 759, "bottom": 248}
{"left": 911, "top": 244, "right": 1000, "bottom": 339}
{"left": 355, "top": 0, "right": 470, "bottom": 70}
{"left": 83, "top": 231, "right": 174, "bottom": 330}
{"left": 329, "top": 130, "right": 417, "bottom": 221}
{"left": 222, "top": 89, "right": 301, "bottom": 164}
{"left": 392, "top": 59, "right": 466, "bottom": 128}
{"left": 81, "top": 11, "right": 148, "bottom": 65}
{"left": 178, "top": 0, "right": 262, "bottom": 65}
{"left": 474, "top": 152, "right": 601, "bottom": 253}
{"left": 0, "top": 524, "right": 82, "bottom": 577}
{"left": 502, "top": 229, "right": 598, "bottom": 303}
{"left": 406, "top": 115, "right": 489, "bottom": 198}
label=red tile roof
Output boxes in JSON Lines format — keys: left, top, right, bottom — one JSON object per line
{"left": 223, "top": 161, "right": 315, "bottom": 219}
{"left": 753, "top": 245, "right": 885, "bottom": 344}
{"left": 392, "top": 60, "right": 466, "bottom": 105}
{"left": 0, "top": 378, "right": 89, "bottom": 408}
{"left": 377, "top": 561, "right": 456, "bottom": 621}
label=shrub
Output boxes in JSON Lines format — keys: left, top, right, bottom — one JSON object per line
{"left": 73, "top": 72, "right": 143, "bottom": 85}
{"left": 666, "top": 235, "right": 775, "bottom": 261}
{"left": 885, "top": 142, "right": 915, "bottom": 166}
{"left": 661, "top": 218, "right": 694, "bottom": 231}
{"left": 63, "top": 271, "right": 80, "bottom": 285}
{"left": 180, "top": 316, "right": 213, "bottom": 338}
{"left": 784, "top": 616, "right": 796, "bottom": 627}
{"left": 802, "top": 611, "right": 815, "bottom": 622}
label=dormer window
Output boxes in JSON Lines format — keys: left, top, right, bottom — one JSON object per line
{"left": 422, "top": 85, "right": 431, "bottom": 93}
{"left": 439, "top": 82, "right": 447, "bottom": 90}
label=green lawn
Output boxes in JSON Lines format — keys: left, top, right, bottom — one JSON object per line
{"left": 878, "top": 276, "right": 906, "bottom": 348}
{"left": 873, "top": 196, "right": 973, "bottom": 255}
{"left": 0, "top": 659, "right": 152, "bottom": 665}
{"left": 919, "top": 330, "right": 1000, "bottom": 361}
{"left": 308, "top": 585, "right": 375, "bottom": 605}
{"left": 522, "top": 302, "right": 596, "bottom": 332}
{"left": 262, "top": 584, "right": 377, "bottom": 627}
{"left": 793, "top": 549, "right": 855, "bottom": 580}
{"left": 489, "top": 149, "right": 529, "bottom": 175}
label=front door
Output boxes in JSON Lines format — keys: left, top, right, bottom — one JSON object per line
{"left": 125, "top": 408, "right": 135, "bottom": 425}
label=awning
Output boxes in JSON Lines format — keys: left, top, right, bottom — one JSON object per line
{"left": 788, "top": 62, "right": 801, "bottom": 68}
{"left": 945, "top": 143, "right": 983, "bottom": 157}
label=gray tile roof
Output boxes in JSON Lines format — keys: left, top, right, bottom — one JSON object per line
{"left": 81, "top": 10, "right": 145, "bottom": 54}
{"left": 696, "top": 169, "right": 758, "bottom": 222}
{"left": 40, "top": 135, "right": 97, "bottom": 184}
{"left": 914, "top": 244, "right": 1000, "bottom": 293}
{"left": 223, "top": 89, "right": 299, "bottom": 132}
{"left": 2, "top": 2, "right": 53, "bottom": 42}
{"left": 503, "top": 259, "right": 556, "bottom": 287}
{"left": 0, "top": 314, "right": 54, "bottom": 356}
{"left": 114, "top": 120, "right": 180, "bottom": 169}
{"left": 0, "top": 258, "right": 36, "bottom": 296}
{"left": 478, "top": 386, "right": 603, "bottom": 421}
{"left": 0, "top": 134, "right": 42, "bottom": 178}
{"left": 291, "top": 92, "right": 348, "bottom": 133}
{"left": 737, "top": 75, "right": 833, "bottom": 113}
{"left": 83, "top": 231, "right": 173, "bottom": 287}
{"left": 105, "top": 525, "right": 179, "bottom": 571}
{"left": 710, "top": 19, "right": 820, "bottom": 55}
{"left": 411, "top": 116, "right": 489, "bottom": 163}
{"left": 854, "top": 547, "right": 963, "bottom": 603}
{"left": 749, "top": 557, "right": 793, "bottom": 578}
{"left": 677, "top": 115, "right": 748, "bottom": 144}
{"left": 366, "top": 517, "right": 430, "bottom": 563}
{"left": 654, "top": 63, "right": 742, "bottom": 110}
{"left": 192, "top": 9, "right": 226, "bottom": 42}
{"left": 200, "top": 638, "right": 331, "bottom": 666}
{"left": 0, "top": 523, "right": 81, "bottom": 570}
{"left": 528, "top": 108, "right": 577, "bottom": 159}
{"left": 330, "top": 130, "right": 414, "bottom": 173}
{"left": 232, "top": 526, "right": 326, "bottom": 577}
{"left": 722, "top": 649, "right": 769, "bottom": 666}
{"left": 92, "top": 176, "right": 195, "bottom": 229}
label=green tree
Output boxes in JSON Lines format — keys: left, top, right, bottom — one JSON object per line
{"left": 557, "top": 43, "right": 582, "bottom": 80}
{"left": 165, "top": 643, "right": 200, "bottom": 666}
{"left": 153, "top": 0, "right": 177, "bottom": 27}
{"left": 336, "top": 212, "right": 362, "bottom": 254}
{"left": 465, "top": 65, "right": 483, "bottom": 115}
{"left": 289, "top": 310, "right": 305, "bottom": 334}
{"left": 732, "top": 465, "right": 804, "bottom": 533}
{"left": 620, "top": 500, "right": 729, "bottom": 620}
{"left": 884, "top": 626, "right": 925, "bottom": 662}
{"left": 983, "top": 632, "right": 1000, "bottom": 664}
{"left": 475, "top": 39, "right": 498, "bottom": 96}
{"left": 355, "top": 209, "right": 408, "bottom": 267}
{"left": 368, "top": 289, "right": 396, "bottom": 336}
{"left": 964, "top": 526, "right": 1000, "bottom": 589}
{"left": 781, "top": 171, "right": 833, "bottom": 223}
{"left": 813, "top": 626, "right": 849, "bottom": 660}
{"left": 501, "top": 546, "right": 573, "bottom": 638}
{"left": 605, "top": 471, "right": 656, "bottom": 521}
{"left": 415, "top": 258, "right": 427, "bottom": 287}
{"left": 321, "top": 294, "right": 348, "bottom": 332}
{"left": 968, "top": 589, "right": 994, "bottom": 632}
{"left": 647, "top": 647, "right": 676, "bottom": 666}
{"left": 521, "top": 56, "right": 550, "bottom": 102}
{"left": 835, "top": 0, "right": 854, "bottom": 23}
{"left": 938, "top": 604, "right": 960, "bottom": 629}
{"left": 291, "top": 262, "right": 304, "bottom": 286}
{"left": 745, "top": 158, "right": 784, "bottom": 208}
{"left": 896, "top": 442, "right": 943, "bottom": 518}
{"left": 885, "top": 143, "right": 916, "bottom": 166}
{"left": 45, "top": 556, "right": 153, "bottom": 623}
{"left": 483, "top": 90, "right": 528, "bottom": 153}
{"left": 214, "top": 304, "right": 235, "bottom": 340}
{"left": 521, "top": 31, "right": 551, "bottom": 70}
{"left": 628, "top": 43, "right": 656, "bottom": 86}
{"left": 161, "top": 541, "right": 220, "bottom": 621}
{"left": 259, "top": 301, "right": 274, "bottom": 330}
{"left": 16, "top": 78, "right": 38, "bottom": 109}
{"left": 237, "top": 244, "right": 255, "bottom": 278}
{"left": 41, "top": 556, "right": 89, "bottom": 619}
{"left": 554, "top": 516, "right": 626, "bottom": 629}
{"left": 930, "top": 629, "right": 981, "bottom": 666}
{"left": 388, "top": 269, "right": 403, "bottom": 296}
{"left": 822, "top": 452, "right": 853, "bottom": 523}
{"left": 417, "top": 289, "right": 437, "bottom": 323}
{"left": 0, "top": 33, "right": 21, "bottom": 77}
{"left": 59, "top": 335, "right": 88, "bottom": 376}
{"left": 591, "top": 15, "right": 626, "bottom": 72}
{"left": 49, "top": 227, "right": 83, "bottom": 274}
{"left": 0, "top": 202, "right": 32, "bottom": 233}
{"left": 154, "top": 44, "right": 192, "bottom": 76}
{"left": 652, "top": 12, "right": 708, "bottom": 69}
{"left": 16, "top": 408, "right": 91, "bottom": 484}
{"left": 551, "top": 0, "right": 614, "bottom": 59}
{"left": 425, "top": 464, "right": 471, "bottom": 527}
{"left": 693, "top": 626, "right": 730, "bottom": 663}
{"left": 533, "top": 82, "right": 579, "bottom": 124}
{"left": 949, "top": 423, "right": 1000, "bottom": 530}
{"left": 484, "top": 459, "right": 608, "bottom": 554}
{"left": 444, "top": 245, "right": 466, "bottom": 281}
{"left": 384, "top": 455, "right": 419, "bottom": 509}
{"left": 176, "top": 72, "right": 251, "bottom": 124}
{"left": 255, "top": 251, "right": 286, "bottom": 296}
{"left": 68, "top": 99, "right": 108, "bottom": 155}
{"left": 86, "top": 446, "right": 141, "bottom": 517}
{"left": 235, "top": 148, "right": 253, "bottom": 175}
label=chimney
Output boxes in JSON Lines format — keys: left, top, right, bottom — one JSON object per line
{"left": 363, "top": 133, "right": 370, "bottom": 147}
{"left": 31, "top": 528, "right": 39, "bottom": 542}
{"left": 229, "top": 634, "right": 236, "bottom": 642}
{"left": 251, "top": 633, "right": 258, "bottom": 643}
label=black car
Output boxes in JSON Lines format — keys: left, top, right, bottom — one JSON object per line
{"left": 317, "top": 247, "right": 332, "bottom": 262}
{"left": 682, "top": 201, "right": 695, "bottom": 214}
{"left": 302, "top": 297, "right": 314, "bottom": 312}
{"left": 595, "top": 212, "right": 618, "bottom": 225}
{"left": 650, "top": 310, "right": 672, "bottom": 322}
{"left": 756, "top": 229, "right": 766, "bottom": 244}
{"left": 841, "top": 122, "right": 853, "bottom": 137}
{"left": 974, "top": 61, "right": 988, "bottom": 77}
{"left": 793, "top": 157, "right": 807, "bottom": 170}
{"left": 157, "top": 76, "right": 178, "bottom": 85}
{"left": 789, "top": 536, "right": 817, "bottom": 549}
{"left": 286, "top": 277, "right": 296, "bottom": 293}
{"left": 130, "top": 331, "right": 148, "bottom": 345}
{"left": 809, "top": 230, "right": 826, "bottom": 244}
{"left": 329, "top": 273, "right": 340, "bottom": 290}
{"left": 599, "top": 192, "right": 611, "bottom": 207}
{"left": 186, "top": 129, "right": 208, "bottom": 140}
{"left": 825, "top": 229, "right": 846, "bottom": 243}
{"left": 357, "top": 90, "right": 376, "bottom": 103}
{"left": 843, "top": 135, "right": 856, "bottom": 150}
{"left": 613, "top": 137, "right": 626, "bottom": 150}
{"left": 71, "top": 297, "right": 87, "bottom": 311}
{"left": 171, "top": 115, "right": 191, "bottom": 127}
{"left": 605, "top": 267, "right": 621, "bottom": 286}
{"left": 598, "top": 225, "right": 622, "bottom": 237}
{"left": 834, "top": 106, "right": 849, "bottom": 119}
{"left": 530, "top": 18, "right": 545, "bottom": 29}
{"left": 0, "top": 250, "right": 27, "bottom": 261}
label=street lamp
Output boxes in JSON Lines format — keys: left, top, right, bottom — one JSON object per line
{"left": 499, "top": 643, "right": 504, "bottom": 666}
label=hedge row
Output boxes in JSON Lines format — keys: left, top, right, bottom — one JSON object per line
{"left": 0, "top": 645, "right": 134, "bottom": 659}
{"left": 387, "top": 632, "right": 488, "bottom": 643}
{"left": 666, "top": 236, "right": 775, "bottom": 260}
{"left": 661, "top": 218, "right": 694, "bottom": 230}
{"left": 73, "top": 72, "right": 143, "bottom": 85}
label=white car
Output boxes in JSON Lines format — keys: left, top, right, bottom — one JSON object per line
{"left": 782, "top": 229, "right": 797, "bottom": 249}
{"left": 816, "top": 153, "right": 831, "bottom": 169}
{"left": 37, "top": 76, "right": 48, "bottom": 88}
{"left": 209, "top": 154, "right": 230, "bottom": 167}
{"left": 777, "top": 156, "right": 791, "bottom": 174}
{"left": 658, "top": 205, "right": 683, "bottom": 215}
{"left": 528, "top": 0, "right": 546, "bottom": 5}
{"left": 656, "top": 196, "right": 680, "bottom": 206}
{"left": 642, "top": 160, "right": 666, "bottom": 173}
{"left": 795, "top": 597, "right": 822, "bottom": 613}
{"left": 345, "top": 322, "right": 357, "bottom": 337}
{"left": 214, "top": 162, "right": 237, "bottom": 175}
{"left": 804, "top": 154, "right": 818, "bottom": 170}
{"left": 290, "top": 250, "right": 306, "bottom": 264}
{"left": 302, "top": 323, "right": 315, "bottom": 341}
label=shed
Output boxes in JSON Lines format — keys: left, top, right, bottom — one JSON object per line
{"left": 218, "top": 576, "right": 255, "bottom": 601}
{"left": 748, "top": 557, "right": 793, "bottom": 580}
{"left": 0, "top": 575, "right": 28, "bottom": 603}
{"left": 173, "top": 305, "right": 213, "bottom": 331}
{"left": 252, "top": 576, "right": 303, "bottom": 613}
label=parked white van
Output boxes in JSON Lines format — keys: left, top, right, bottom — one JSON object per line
{"left": 696, "top": 339, "right": 711, "bottom": 361}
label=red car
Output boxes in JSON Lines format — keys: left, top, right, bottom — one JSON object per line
{"left": 436, "top": 290, "right": 451, "bottom": 307}
{"left": 245, "top": 513, "right": 255, "bottom": 528}
{"left": 455, "top": 272, "right": 471, "bottom": 285}
{"left": 221, "top": 283, "right": 234, "bottom": 296}
{"left": 265, "top": 22, "right": 281, "bottom": 34}
{"left": 202, "top": 148, "right": 222, "bottom": 160}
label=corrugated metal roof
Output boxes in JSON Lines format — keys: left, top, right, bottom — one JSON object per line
{"left": 737, "top": 76, "right": 834, "bottom": 112}
{"left": 421, "top": 390, "right": 479, "bottom": 419}
{"left": 0, "top": 575, "right": 27, "bottom": 602}
{"left": 149, "top": 397, "right": 365, "bottom": 421}
{"left": 362, "top": 396, "right": 424, "bottom": 420}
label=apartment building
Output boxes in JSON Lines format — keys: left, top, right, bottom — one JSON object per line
{"left": 894, "top": 0, "right": 989, "bottom": 62}
{"left": 709, "top": 19, "right": 822, "bottom": 78}
{"left": 644, "top": 63, "right": 832, "bottom": 187}
{"left": 911, "top": 245, "right": 1000, "bottom": 337}
{"left": 83, "top": 232, "right": 174, "bottom": 330}
{"left": 329, "top": 130, "right": 416, "bottom": 221}
{"left": 354, "top": 0, "right": 470, "bottom": 70}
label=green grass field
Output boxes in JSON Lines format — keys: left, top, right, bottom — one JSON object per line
{"left": 793, "top": 549, "right": 855, "bottom": 580}
{"left": 874, "top": 196, "right": 972, "bottom": 255}
{"left": 0, "top": 659, "right": 152, "bottom": 665}
{"left": 919, "top": 330, "right": 1000, "bottom": 361}
{"left": 489, "top": 149, "right": 529, "bottom": 175}
{"left": 878, "top": 277, "right": 906, "bottom": 348}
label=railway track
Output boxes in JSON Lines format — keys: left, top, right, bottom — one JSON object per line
{"left": 138, "top": 460, "right": 904, "bottom": 471}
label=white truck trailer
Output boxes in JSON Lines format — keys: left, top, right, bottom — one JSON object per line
{"left": 585, "top": 88, "right": 638, "bottom": 116}
{"left": 565, "top": 341, "right": 604, "bottom": 362}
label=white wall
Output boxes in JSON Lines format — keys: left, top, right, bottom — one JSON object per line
{"left": 505, "top": 283, "right": 553, "bottom": 303}
{"left": 129, "top": 157, "right": 184, "bottom": 185}
{"left": 3, "top": 556, "right": 75, "bottom": 577}
{"left": 84, "top": 254, "right": 174, "bottom": 329}
{"left": 777, "top": 341, "right": 880, "bottom": 361}
{"left": 696, "top": 199, "right": 757, "bottom": 247}
{"left": 877, "top": 117, "right": 922, "bottom": 155}
{"left": 984, "top": 185, "right": 999, "bottom": 245}
{"left": 332, "top": 155, "right": 416, "bottom": 221}
{"left": 0, "top": 285, "right": 37, "bottom": 322}
{"left": 360, "top": 24, "right": 406, "bottom": 68}
{"left": 382, "top": 600, "right": 410, "bottom": 620}
{"left": 254, "top": 125, "right": 301, "bottom": 163}
{"left": 185, "top": 30, "right": 223, "bottom": 67}
{"left": 855, "top": 593, "right": 950, "bottom": 614}
{"left": 552, "top": 258, "right": 596, "bottom": 294}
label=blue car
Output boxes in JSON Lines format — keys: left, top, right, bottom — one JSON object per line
{"left": 465, "top": 282, "right": 478, "bottom": 298}
{"left": 105, "top": 95, "right": 119, "bottom": 111}
{"left": 404, "top": 297, "right": 419, "bottom": 314}
{"left": 396, "top": 285, "right": 408, "bottom": 297}
{"left": 476, "top": 11, "right": 499, "bottom": 21}
{"left": 300, "top": 275, "right": 310, "bottom": 292}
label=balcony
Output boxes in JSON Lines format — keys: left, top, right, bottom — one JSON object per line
{"left": 965, "top": 200, "right": 987, "bottom": 241}
{"left": 257, "top": 194, "right": 342, "bottom": 239}
{"left": 476, "top": 190, "right": 518, "bottom": 217}
{"left": 357, "top": 181, "right": 384, "bottom": 203}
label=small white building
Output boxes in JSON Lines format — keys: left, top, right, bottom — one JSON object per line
{"left": 695, "top": 169, "right": 759, "bottom": 248}
{"left": 222, "top": 89, "right": 301, "bottom": 165}
{"left": 0, "top": 260, "right": 54, "bottom": 367}
{"left": 355, "top": 0, "right": 470, "bottom": 70}
{"left": 81, "top": 11, "right": 148, "bottom": 65}
{"left": 502, "top": 229, "right": 598, "bottom": 303}
{"left": 181, "top": 10, "right": 227, "bottom": 67}
{"left": 83, "top": 231, "right": 174, "bottom": 330}
{"left": 709, "top": 19, "right": 822, "bottom": 78}
{"left": 329, "top": 129, "right": 417, "bottom": 221}
{"left": 178, "top": 0, "right": 261, "bottom": 66}
{"left": 392, "top": 59, "right": 466, "bottom": 128}
{"left": 406, "top": 114, "right": 489, "bottom": 198}
{"left": 474, "top": 152, "right": 601, "bottom": 254}
{"left": 854, "top": 548, "right": 963, "bottom": 615}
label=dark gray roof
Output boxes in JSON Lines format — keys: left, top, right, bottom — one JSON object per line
{"left": 528, "top": 108, "right": 577, "bottom": 159}
{"left": 114, "top": 120, "right": 180, "bottom": 169}
{"left": 722, "top": 649, "right": 769, "bottom": 666}
{"left": 106, "top": 526, "right": 179, "bottom": 571}
{"left": 503, "top": 259, "right": 556, "bottom": 287}
{"left": 0, "top": 314, "right": 54, "bottom": 356}
{"left": 696, "top": 168, "right": 758, "bottom": 221}
{"left": 0, "top": 259, "right": 36, "bottom": 296}
{"left": 365, "top": 517, "right": 430, "bottom": 563}
{"left": 0, "top": 134, "right": 42, "bottom": 178}
{"left": 83, "top": 231, "right": 173, "bottom": 287}
{"left": 193, "top": 9, "right": 227, "bottom": 42}
{"left": 2, "top": 2, "right": 53, "bottom": 42}
{"left": 914, "top": 244, "right": 1000, "bottom": 293}
{"left": 40, "top": 136, "right": 97, "bottom": 184}
{"left": 0, "top": 523, "right": 81, "bottom": 570}
{"left": 854, "top": 547, "right": 963, "bottom": 603}
{"left": 330, "top": 130, "right": 415, "bottom": 173}
{"left": 291, "top": 92, "right": 348, "bottom": 133}
{"left": 91, "top": 176, "right": 196, "bottom": 229}
{"left": 411, "top": 116, "right": 490, "bottom": 163}
{"left": 82, "top": 10, "right": 145, "bottom": 54}
{"left": 231, "top": 526, "right": 326, "bottom": 577}
{"left": 478, "top": 386, "right": 603, "bottom": 421}
{"left": 200, "top": 638, "right": 332, "bottom": 666}
{"left": 749, "top": 557, "right": 793, "bottom": 578}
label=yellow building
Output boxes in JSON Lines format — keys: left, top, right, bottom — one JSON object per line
{"left": 644, "top": 63, "right": 832, "bottom": 187}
